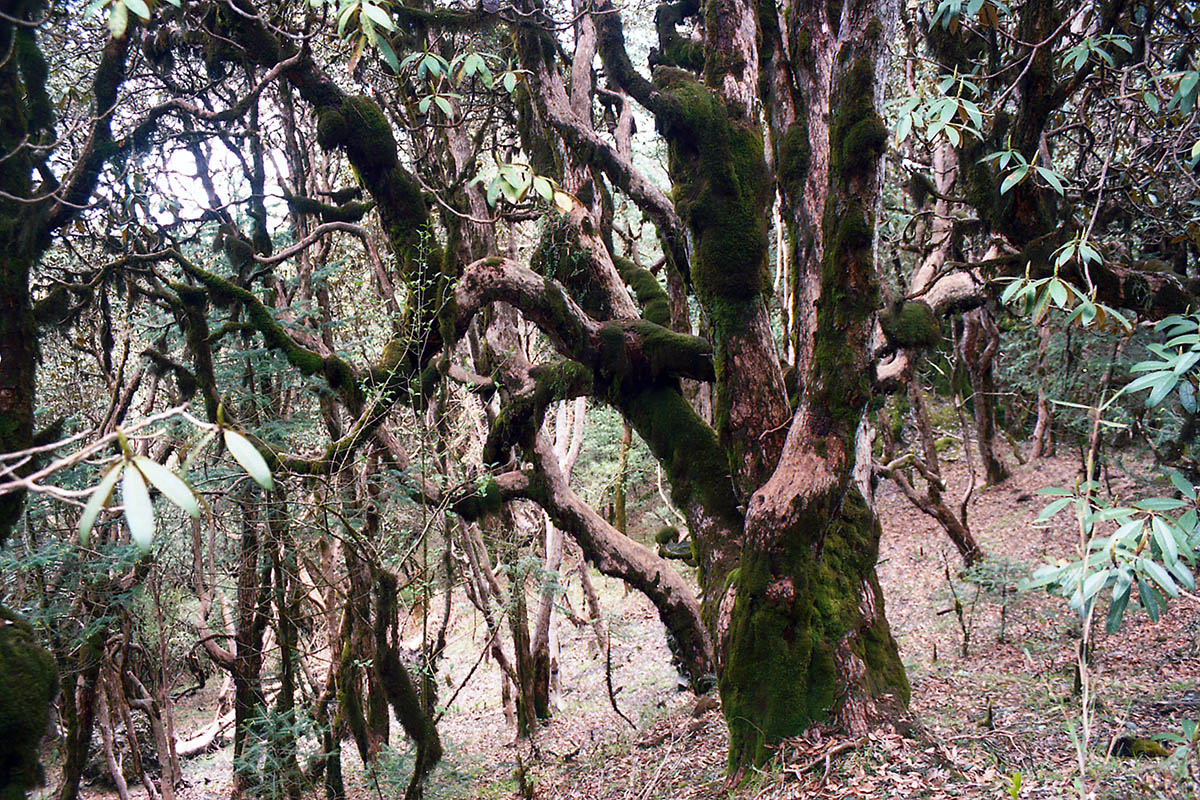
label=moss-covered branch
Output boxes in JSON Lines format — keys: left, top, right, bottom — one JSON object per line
{"left": 171, "top": 250, "right": 367, "bottom": 413}
{"left": 482, "top": 360, "right": 594, "bottom": 466}
{"left": 453, "top": 256, "right": 715, "bottom": 386}
{"left": 283, "top": 193, "right": 374, "bottom": 224}
{"left": 613, "top": 255, "right": 671, "bottom": 327}
{"left": 48, "top": 34, "right": 134, "bottom": 230}
{"left": 592, "top": 0, "right": 679, "bottom": 118}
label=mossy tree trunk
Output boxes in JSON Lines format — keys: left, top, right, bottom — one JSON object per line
{"left": 0, "top": 606, "right": 58, "bottom": 800}
{"left": 590, "top": 0, "right": 908, "bottom": 768}
{"left": 0, "top": 0, "right": 46, "bottom": 537}
{"left": 717, "top": 0, "right": 909, "bottom": 765}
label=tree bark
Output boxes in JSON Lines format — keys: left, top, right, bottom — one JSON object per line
{"left": 716, "top": 0, "right": 909, "bottom": 766}
{"left": 1030, "top": 323, "right": 1054, "bottom": 458}
{"left": 960, "top": 308, "right": 1010, "bottom": 485}
{"left": 56, "top": 632, "right": 103, "bottom": 800}
{"left": 231, "top": 498, "right": 268, "bottom": 800}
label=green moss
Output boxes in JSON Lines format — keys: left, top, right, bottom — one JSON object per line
{"left": 722, "top": 490, "right": 908, "bottom": 767}
{"left": 15, "top": 30, "right": 52, "bottom": 134}
{"left": 808, "top": 56, "right": 884, "bottom": 438}
{"left": 529, "top": 215, "right": 612, "bottom": 320}
{"left": 620, "top": 386, "right": 742, "bottom": 545}
{"left": 32, "top": 285, "right": 70, "bottom": 325}
{"left": 793, "top": 28, "right": 811, "bottom": 60}
{"left": 513, "top": 83, "right": 563, "bottom": 179}
{"left": 340, "top": 95, "right": 398, "bottom": 173}
{"left": 0, "top": 605, "right": 58, "bottom": 800}
{"left": 907, "top": 172, "right": 936, "bottom": 208}
{"left": 654, "top": 67, "right": 771, "bottom": 337}
{"left": 596, "top": 324, "right": 632, "bottom": 400}
{"left": 962, "top": 157, "right": 998, "bottom": 225}
{"left": 721, "top": 541, "right": 815, "bottom": 766}
{"left": 222, "top": 231, "right": 254, "bottom": 272}
{"left": 777, "top": 121, "right": 810, "bottom": 200}
{"left": 655, "top": 525, "right": 681, "bottom": 544}
{"left": 809, "top": 491, "right": 909, "bottom": 708}
{"left": 482, "top": 360, "right": 593, "bottom": 466}
{"left": 179, "top": 259, "right": 365, "bottom": 407}
{"left": 651, "top": 37, "right": 705, "bottom": 72}
{"left": 286, "top": 195, "right": 374, "bottom": 223}
{"left": 316, "top": 109, "right": 348, "bottom": 150}
{"left": 323, "top": 355, "right": 358, "bottom": 398}
{"left": 840, "top": 116, "right": 888, "bottom": 176}
{"left": 1126, "top": 273, "right": 1151, "bottom": 308}
{"left": 626, "top": 320, "right": 715, "bottom": 381}
{"left": 879, "top": 301, "right": 941, "bottom": 349}
{"left": 378, "top": 338, "right": 408, "bottom": 373}
{"left": 653, "top": 66, "right": 772, "bottom": 452}
{"left": 613, "top": 256, "right": 671, "bottom": 327}
{"left": 313, "top": 96, "right": 434, "bottom": 298}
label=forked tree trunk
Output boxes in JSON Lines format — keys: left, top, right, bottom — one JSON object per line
{"left": 586, "top": 0, "right": 909, "bottom": 767}
{"left": 371, "top": 570, "right": 442, "bottom": 797}
{"left": 715, "top": 0, "right": 909, "bottom": 767}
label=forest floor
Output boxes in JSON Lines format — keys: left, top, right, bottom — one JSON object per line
{"left": 69, "top": 451, "right": 1200, "bottom": 800}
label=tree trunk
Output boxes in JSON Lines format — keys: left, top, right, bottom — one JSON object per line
{"left": 232, "top": 499, "right": 268, "bottom": 799}
{"left": 0, "top": 605, "right": 59, "bottom": 800}
{"left": 95, "top": 687, "right": 132, "bottom": 800}
{"left": 1030, "top": 323, "right": 1053, "bottom": 458}
{"left": 532, "top": 398, "right": 586, "bottom": 718}
{"left": 371, "top": 570, "right": 442, "bottom": 799}
{"left": 960, "top": 308, "right": 1010, "bottom": 485}
{"left": 267, "top": 491, "right": 302, "bottom": 800}
{"left": 508, "top": 566, "right": 539, "bottom": 738}
{"left": 715, "top": 0, "right": 908, "bottom": 767}
{"left": 57, "top": 632, "right": 103, "bottom": 800}
{"left": 0, "top": 247, "right": 36, "bottom": 536}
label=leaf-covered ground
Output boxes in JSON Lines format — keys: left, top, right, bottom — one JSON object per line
{"left": 68, "top": 452, "right": 1200, "bottom": 800}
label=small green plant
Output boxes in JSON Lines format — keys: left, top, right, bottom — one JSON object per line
{"left": 234, "top": 706, "right": 319, "bottom": 800}
{"left": 1006, "top": 769, "right": 1022, "bottom": 799}
{"left": 1021, "top": 313, "right": 1200, "bottom": 797}
{"left": 1157, "top": 719, "right": 1200, "bottom": 783}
